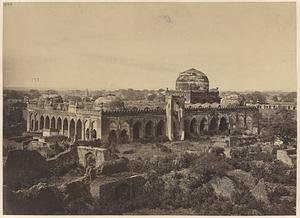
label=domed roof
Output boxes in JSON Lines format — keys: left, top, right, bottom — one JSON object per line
{"left": 94, "top": 95, "right": 118, "bottom": 105}
{"left": 93, "top": 95, "right": 124, "bottom": 110}
{"left": 176, "top": 68, "right": 209, "bottom": 91}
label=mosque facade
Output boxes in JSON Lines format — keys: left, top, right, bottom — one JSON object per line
{"left": 26, "top": 68, "right": 259, "bottom": 143}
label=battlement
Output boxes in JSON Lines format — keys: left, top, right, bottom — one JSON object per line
{"left": 102, "top": 107, "right": 166, "bottom": 116}
{"left": 185, "top": 105, "right": 258, "bottom": 113}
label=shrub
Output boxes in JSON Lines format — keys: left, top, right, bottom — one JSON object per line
{"left": 160, "top": 145, "right": 172, "bottom": 153}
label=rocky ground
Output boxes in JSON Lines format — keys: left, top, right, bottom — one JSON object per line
{"left": 3, "top": 136, "right": 297, "bottom": 215}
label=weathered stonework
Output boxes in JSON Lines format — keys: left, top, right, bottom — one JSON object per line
{"left": 25, "top": 69, "right": 260, "bottom": 143}
{"left": 77, "top": 146, "right": 110, "bottom": 168}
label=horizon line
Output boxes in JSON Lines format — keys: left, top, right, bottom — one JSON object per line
{"left": 3, "top": 86, "right": 297, "bottom": 93}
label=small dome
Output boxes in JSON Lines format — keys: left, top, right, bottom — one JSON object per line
{"left": 176, "top": 68, "right": 209, "bottom": 91}
{"left": 93, "top": 95, "right": 124, "bottom": 110}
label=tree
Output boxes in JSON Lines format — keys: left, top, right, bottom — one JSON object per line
{"left": 272, "top": 95, "right": 279, "bottom": 102}
{"left": 242, "top": 91, "right": 267, "bottom": 104}
{"left": 271, "top": 109, "right": 296, "bottom": 145}
{"left": 146, "top": 93, "right": 157, "bottom": 101}
{"left": 45, "top": 89, "right": 58, "bottom": 95}
{"left": 108, "top": 98, "right": 125, "bottom": 109}
{"left": 280, "top": 92, "right": 296, "bottom": 102}
{"left": 261, "top": 109, "right": 296, "bottom": 146}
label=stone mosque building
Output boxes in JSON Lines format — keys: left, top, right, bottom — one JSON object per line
{"left": 26, "top": 68, "right": 259, "bottom": 143}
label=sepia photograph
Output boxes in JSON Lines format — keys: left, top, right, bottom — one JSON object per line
{"left": 2, "top": 1, "right": 297, "bottom": 215}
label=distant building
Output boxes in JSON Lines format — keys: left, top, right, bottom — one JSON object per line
{"left": 249, "top": 102, "right": 296, "bottom": 111}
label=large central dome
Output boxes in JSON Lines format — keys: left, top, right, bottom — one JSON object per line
{"left": 176, "top": 68, "right": 209, "bottom": 91}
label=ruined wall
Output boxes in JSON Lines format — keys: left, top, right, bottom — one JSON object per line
{"left": 77, "top": 146, "right": 110, "bottom": 168}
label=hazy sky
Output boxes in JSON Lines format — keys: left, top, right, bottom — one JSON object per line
{"left": 3, "top": 2, "right": 296, "bottom": 91}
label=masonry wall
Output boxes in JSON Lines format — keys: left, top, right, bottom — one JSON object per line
{"left": 77, "top": 146, "right": 110, "bottom": 168}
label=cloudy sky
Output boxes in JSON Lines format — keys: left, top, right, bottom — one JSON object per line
{"left": 3, "top": 2, "right": 296, "bottom": 91}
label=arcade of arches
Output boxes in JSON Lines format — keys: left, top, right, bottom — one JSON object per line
{"left": 27, "top": 107, "right": 257, "bottom": 143}
{"left": 107, "top": 119, "right": 166, "bottom": 143}
{"left": 27, "top": 114, "right": 98, "bottom": 141}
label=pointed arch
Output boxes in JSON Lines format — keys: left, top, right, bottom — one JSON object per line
{"left": 110, "top": 121, "right": 118, "bottom": 130}
{"left": 145, "top": 120, "right": 154, "bottom": 137}
{"left": 70, "top": 119, "right": 75, "bottom": 139}
{"left": 63, "top": 118, "right": 68, "bottom": 136}
{"left": 76, "top": 119, "right": 82, "bottom": 140}
{"left": 40, "top": 116, "right": 44, "bottom": 129}
{"left": 156, "top": 120, "right": 165, "bottom": 137}
{"left": 51, "top": 117, "right": 56, "bottom": 129}
{"left": 219, "top": 117, "right": 228, "bottom": 132}
{"left": 57, "top": 117, "right": 62, "bottom": 131}
{"left": 108, "top": 130, "right": 118, "bottom": 143}
{"left": 92, "top": 129, "right": 97, "bottom": 139}
{"left": 190, "top": 118, "right": 198, "bottom": 135}
{"left": 31, "top": 120, "right": 34, "bottom": 131}
{"left": 199, "top": 117, "right": 208, "bottom": 133}
{"left": 209, "top": 117, "right": 218, "bottom": 131}
{"left": 45, "top": 116, "right": 50, "bottom": 129}
{"left": 120, "top": 129, "right": 129, "bottom": 143}
{"left": 133, "top": 121, "right": 142, "bottom": 139}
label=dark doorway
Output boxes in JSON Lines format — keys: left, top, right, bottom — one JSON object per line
{"left": 45, "top": 116, "right": 50, "bottom": 129}
{"left": 219, "top": 117, "right": 228, "bottom": 132}
{"left": 200, "top": 118, "right": 208, "bottom": 133}
{"left": 76, "top": 120, "right": 82, "bottom": 140}
{"left": 40, "top": 116, "right": 44, "bottom": 129}
{"left": 51, "top": 117, "right": 56, "bottom": 129}
{"left": 57, "top": 117, "right": 62, "bottom": 132}
{"left": 145, "top": 121, "right": 154, "bottom": 137}
{"left": 120, "top": 129, "right": 128, "bottom": 143}
{"left": 70, "top": 119, "right": 75, "bottom": 139}
{"left": 92, "top": 129, "right": 97, "bottom": 139}
{"left": 156, "top": 120, "right": 164, "bottom": 136}
{"left": 209, "top": 117, "right": 218, "bottom": 131}
{"left": 133, "top": 121, "right": 141, "bottom": 139}
{"left": 108, "top": 130, "right": 118, "bottom": 143}
{"left": 190, "top": 118, "right": 197, "bottom": 135}
{"left": 63, "top": 118, "right": 68, "bottom": 136}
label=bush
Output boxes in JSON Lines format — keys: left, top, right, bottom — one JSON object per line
{"left": 191, "top": 153, "right": 233, "bottom": 183}
{"left": 160, "top": 145, "right": 172, "bottom": 153}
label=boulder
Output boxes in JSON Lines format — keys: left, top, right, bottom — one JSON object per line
{"left": 251, "top": 179, "right": 269, "bottom": 204}
{"left": 226, "top": 169, "right": 256, "bottom": 189}
{"left": 98, "top": 157, "right": 129, "bottom": 175}
{"left": 209, "top": 176, "right": 236, "bottom": 200}
{"left": 59, "top": 178, "right": 94, "bottom": 214}
{"left": 3, "top": 183, "right": 64, "bottom": 215}
{"left": 4, "top": 150, "right": 49, "bottom": 189}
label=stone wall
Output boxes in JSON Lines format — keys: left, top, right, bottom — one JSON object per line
{"left": 92, "top": 174, "right": 146, "bottom": 203}
{"left": 77, "top": 146, "right": 110, "bottom": 168}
